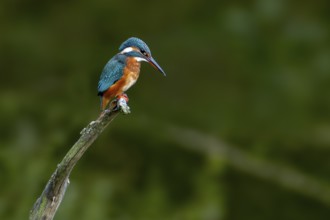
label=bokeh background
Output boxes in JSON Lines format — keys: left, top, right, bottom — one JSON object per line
{"left": 1, "top": 0, "right": 330, "bottom": 219}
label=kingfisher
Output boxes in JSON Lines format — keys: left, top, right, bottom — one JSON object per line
{"left": 97, "top": 37, "right": 166, "bottom": 110}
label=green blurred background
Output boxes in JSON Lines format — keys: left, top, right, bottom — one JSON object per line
{"left": 1, "top": 0, "right": 330, "bottom": 219}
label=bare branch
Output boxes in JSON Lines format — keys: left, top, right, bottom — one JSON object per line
{"left": 29, "top": 99, "right": 129, "bottom": 220}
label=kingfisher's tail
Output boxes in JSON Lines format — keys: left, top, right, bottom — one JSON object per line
{"left": 100, "top": 96, "right": 111, "bottom": 111}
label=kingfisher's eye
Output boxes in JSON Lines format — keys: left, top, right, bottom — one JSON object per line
{"left": 140, "top": 49, "right": 148, "bottom": 56}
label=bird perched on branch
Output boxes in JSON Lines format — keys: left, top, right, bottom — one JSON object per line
{"left": 97, "top": 37, "right": 166, "bottom": 110}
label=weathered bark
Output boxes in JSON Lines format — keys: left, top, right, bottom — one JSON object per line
{"left": 30, "top": 99, "right": 130, "bottom": 220}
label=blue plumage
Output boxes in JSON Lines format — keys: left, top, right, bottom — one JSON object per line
{"left": 97, "top": 37, "right": 165, "bottom": 110}
{"left": 97, "top": 54, "right": 126, "bottom": 95}
{"left": 119, "top": 37, "right": 151, "bottom": 55}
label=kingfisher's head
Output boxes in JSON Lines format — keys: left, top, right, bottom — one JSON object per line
{"left": 119, "top": 37, "right": 166, "bottom": 76}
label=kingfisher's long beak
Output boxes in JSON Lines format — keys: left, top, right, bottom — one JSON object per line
{"left": 147, "top": 56, "right": 166, "bottom": 76}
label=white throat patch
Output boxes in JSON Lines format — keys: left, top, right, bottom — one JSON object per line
{"left": 134, "top": 57, "right": 147, "bottom": 62}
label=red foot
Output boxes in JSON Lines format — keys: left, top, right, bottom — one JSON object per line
{"left": 117, "top": 93, "right": 129, "bottom": 103}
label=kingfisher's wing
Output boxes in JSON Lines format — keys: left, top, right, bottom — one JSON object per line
{"left": 98, "top": 54, "right": 126, "bottom": 95}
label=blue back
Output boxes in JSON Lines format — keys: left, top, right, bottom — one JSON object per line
{"left": 97, "top": 54, "right": 126, "bottom": 95}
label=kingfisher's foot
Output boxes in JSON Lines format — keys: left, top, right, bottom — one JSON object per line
{"left": 109, "top": 95, "right": 130, "bottom": 114}
{"left": 117, "top": 93, "right": 129, "bottom": 103}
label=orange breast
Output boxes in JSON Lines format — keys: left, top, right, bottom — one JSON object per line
{"left": 102, "top": 57, "right": 141, "bottom": 108}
